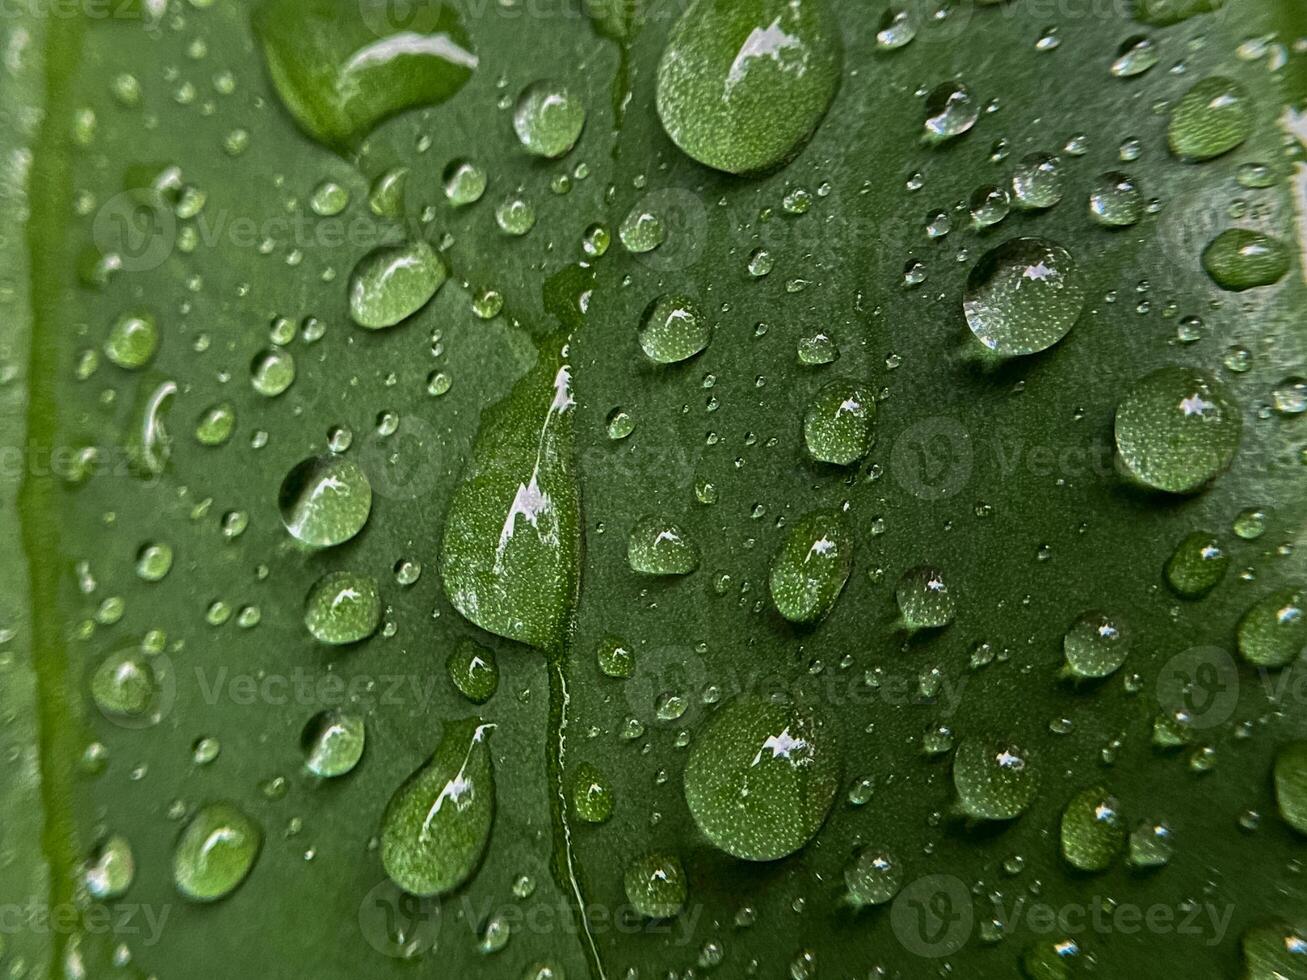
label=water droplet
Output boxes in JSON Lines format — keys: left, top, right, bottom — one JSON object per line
{"left": 302, "top": 709, "right": 365, "bottom": 778}
{"left": 173, "top": 802, "right": 261, "bottom": 902}
{"left": 310, "top": 180, "right": 349, "bottom": 216}
{"left": 638, "top": 294, "right": 712, "bottom": 364}
{"left": 619, "top": 206, "right": 665, "bottom": 254}
{"left": 1011, "top": 153, "right": 1064, "bottom": 210}
{"left": 195, "top": 402, "right": 235, "bottom": 446}
{"left": 654, "top": 0, "right": 843, "bottom": 173}
{"left": 1114, "top": 367, "right": 1241, "bottom": 493}
{"left": 252, "top": 0, "right": 476, "bottom": 150}
{"left": 447, "top": 639, "right": 499, "bottom": 704}
{"left": 963, "top": 238, "right": 1085, "bottom": 356}
{"left": 1201, "top": 229, "right": 1290, "bottom": 291}
{"left": 1239, "top": 920, "right": 1307, "bottom": 979}
{"left": 135, "top": 541, "right": 173, "bottom": 582}
{"left": 895, "top": 566, "right": 955, "bottom": 631}
{"left": 443, "top": 158, "right": 486, "bottom": 206}
{"left": 803, "top": 379, "right": 874, "bottom": 465}
{"left": 441, "top": 337, "right": 578, "bottom": 651}
{"left": 104, "top": 312, "right": 158, "bottom": 370}
{"left": 624, "top": 852, "right": 687, "bottom": 918}
{"left": 513, "top": 81, "right": 585, "bottom": 158}
{"left": 843, "top": 847, "right": 902, "bottom": 907}
{"left": 1062, "top": 612, "right": 1128, "bottom": 680}
{"left": 875, "top": 7, "right": 915, "bottom": 49}
{"left": 571, "top": 762, "right": 614, "bottom": 823}
{"left": 85, "top": 835, "right": 135, "bottom": 899}
{"left": 797, "top": 331, "right": 838, "bottom": 365}
{"left": 380, "top": 719, "right": 494, "bottom": 896}
{"left": 1168, "top": 76, "right": 1252, "bottom": 161}
{"left": 1127, "top": 821, "right": 1173, "bottom": 868}
{"left": 952, "top": 737, "right": 1037, "bottom": 821}
{"left": 250, "top": 348, "right": 296, "bottom": 397}
{"left": 924, "top": 81, "right": 978, "bottom": 143}
{"left": 606, "top": 407, "right": 635, "bottom": 440}
{"left": 304, "top": 570, "right": 382, "bottom": 645}
{"left": 597, "top": 634, "right": 635, "bottom": 678}
{"left": 628, "top": 515, "right": 700, "bottom": 575}
{"left": 349, "top": 241, "right": 447, "bottom": 329}
{"left": 278, "top": 454, "right": 373, "bottom": 548}
{"left": 969, "top": 185, "right": 1011, "bottom": 229}
{"left": 1165, "top": 532, "right": 1228, "bottom": 598}
{"left": 91, "top": 647, "right": 161, "bottom": 721}
{"left": 768, "top": 509, "right": 853, "bottom": 624}
{"left": 1237, "top": 587, "right": 1305, "bottom": 669}
{"left": 683, "top": 694, "right": 839, "bottom": 860}
{"left": 1274, "top": 742, "right": 1307, "bottom": 835}
{"left": 1089, "top": 172, "right": 1143, "bottom": 227}
{"left": 1111, "top": 35, "right": 1158, "bottom": 77}
{"left": 495, "top": 194, "right": 537, "bottom": 236}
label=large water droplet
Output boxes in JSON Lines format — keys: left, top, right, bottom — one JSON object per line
{"left": 380, "top": 719, "right": 494, "bottom": 896}
{"left": 1201, "top": 229, "right": 1290, "bottom": 291}
{"left": 1059, "top": 786, "right": 1125, "bottom": 871}
{"left": 1237, "top": 587, "right": 1305, "bottom": 669}
{"left": 654, "top": 0, "right": 842, "bottom": 174}
{"left": 302, "top": 710, "right": 366, "bottom": 778}
{"left": 768, "top": 509, "right": 853, "bottom": 625}
{"left": 349, "top": 241, "right": 447, "bottom": 329}
{"left": 1168, "top": 76, "right": 1252, "bottom": 161}
{"left": 952, "top": 737, "right": 1037, "bottom": 821}
{"left": 173, "top": 802, "right": 262, "bottom": 902}
{"left": 513, "top": 81, "right": 585, "bottom": 158}
{"left": 304, "top": 570, "right": 382, "bottom": 645}
{"left": 441, "top": 337, "right": 579, "bottom": 651}
{"left": 895, "top": 566, "right": 955, "bottom": 631}
{"left": 1113, "top": 367, "right": 1241, "bottom": 493}
{"left": 1164, "top": 532, "right": 1228, "bottom": 598}
{"left": 683, "top": 694, "right": 839, "bottom": 860}
{"left": 963, "top": 238, "right": 1085, "bottom": 356}
{"left": 638, "top": 295, "right": 712, "bottom": 364}
{"left": 252, "top": 0, "right": 476, "bottom": 150}
{"left": 278, "top": 454, "right": 373, "bottom": 548}
{"left": 802, "top": 379, "right": 874, "bottom": 465}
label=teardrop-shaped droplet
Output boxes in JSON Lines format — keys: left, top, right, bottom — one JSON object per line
{"left": 513, "top": 81, "right": 585, "bottom": 158}
{"left": 252, "top": 0, "right": 477, "bottom": 150}
{"left": 802, "top": 379, "right": 875, "bottom": 465}
{"left": 1237, "top": 587, "right": 1305, "bottom": 669}
{"left": 447, "top": 638, "right": 499, "bottom": 704}
{"left": 963, "top": 238, "right": 1086, "bottom": 357}
{"left": 349, "top": 241, "right": 447, "bottom": 329}
{"left": 654, "top": 0, "right": 842, "bottom": 174}
{"left": 1061, "top": 612, "right": 1128, "bottom": 680}
{"left": 304, "top": 570, "right": 382, "bottom": 645}
{"left": 1110, "top": 35, "right": 1158, "bottom": 77}
{"left": 1113, "top": 367, "right": 1241, "bottom": 493}
{"left": 571, "top": 762, "right": 615, "bottom": 824}
{"left": 768, "top": 509, "right": 853, "bottom": 625}
{"left": 627, "top": 515, "right": 700, "bottom": 575}
{"left": 952, "top": 737, "right": 1037, "bottom": 821}
{"left": 380, "top": 719, "right": 494, "bottom": 897}
{"left": 1201, "top": 229, "right": 1290, "bottom": 291}
{"left": 638, "top": 294, "right": 712, "bottom": 364}
{"left": 85, "top": 834, "right": 136, "bottom": 899}
{"left": 683, "top": 694, "right": 840, "bottom": 860}
{"left": 895, "top": 565, "right": 955, "bottom": 631}
{"left": 1164, "top": 532, "right": 1228, "bottom": 598}
{"left": 302, "top": 709, "right": 366, "bottom": 778}
{"left": 1060, "top": 786, "right": 1125, "bottom": 872}
{"left": 173, "top": 802, "right": 262, "bottom": 902}
{"left": 440, "top": 336, "right": 579, "bottom": 651}
{"left": 278, "top": 454, "right": 373, "bottom": 548}
{"left": 623, "top": 852, "right": 687, "bottom": 918}
{"left": 1167, "top": 76, "right": 1252, "bottom": 161}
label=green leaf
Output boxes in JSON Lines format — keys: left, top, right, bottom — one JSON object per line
{"left": 5, "top": 0, "right": 1307, "bottom": 977}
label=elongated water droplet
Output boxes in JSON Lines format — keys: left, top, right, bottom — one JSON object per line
{"left": 447, "top": 638, "right": 499, "bottom": 704}
{"left": 803, "top": 379, "right": 874, "bottom": 465}
{"left": 571, "top": 762, "right": 615, "bottom": 824}
{"left": 1165, "top": 532, "right": 1228, "bottom": 598}
{"left": 349, "top": 241, "right": 447, "bottom": 330}
{"left": 639, "top": 294, "right": 712, "bottom": 364}
{"left": 252, "top": 0, "right": 476, "bottom": 150}
{"left": 768, "top": 509, "right": 853, "bottom": 625}
{"left": 627, "top": 515, "right": 700, "bottom": 575}
{"left": 924, "top": 81, "right": 978, "bottom": 143}
{"left": 1114, "top": 367, "right": 1241, "bottom": 493}
{"left": 304, "top": 570, "right": 382, "bottom": 645}
{"left": 173, "top": 802, "right": 261, "bottom": 902}
{"left": 1275, "top": 742, "right": 1307, "bottom": 835}
{"left": 1060, "top": 786, "right": 1125, "bottom": 871}
{"left": 963, "top": 238, "right": 1085, "bottom": 356}
{"left": 1237, "top": 587, "right": 1305, "bottom": 669}
{"left": 683, "top": 694, "right": 839, "bottom": 860}
{"left": 1168, "top": 76, "right": 1252, "bottom": 161}
{"left": 441, "top": 337, "right": 579, "bottom": 651}
{"left": 278, "top": 454, "right": 373, "bottom": 548}
{"left": 654, "top": 0, "right": 842, "bottom": 174}
{"left": 380, "top": 719, "right": 494, "bottom": 896}
{"left": 302, "top": 709, "right": 365, "bottom": 778}
{"left": 1110, "top": 35, "right": 1158, "bottom": 77}
{"left": 952, "top": 737, "right": 1037, "bottom": 821}
{"left": 1201, "top": 229, "right": 1290, "bottom": 291}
